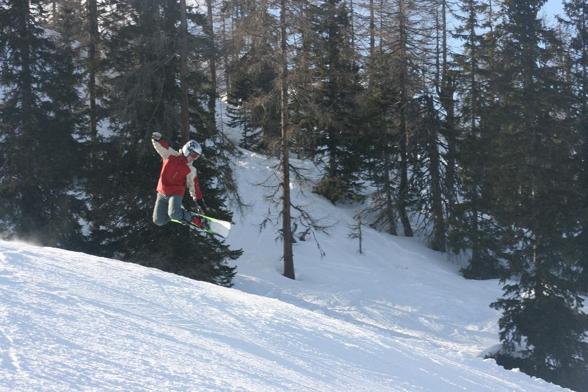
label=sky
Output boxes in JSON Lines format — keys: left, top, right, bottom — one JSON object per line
{"left": 542, "top": 0, "right": 565, "bottom": 23}
{"left": 544, "top": 0, "right": 564, "bottom": 15}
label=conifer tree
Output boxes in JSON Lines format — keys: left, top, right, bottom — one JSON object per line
{"left": 289, "top": 0, "right": 318, "bottom": 159}
{"left": 393, "top": 0, "right": 415, "bottom": 236}
{"left": 87, "top": 0, "right": 239, "bottom": 285}
{"left": 450, "top": 0, "right": 503, "bottom": 278}
{"left": 488, "top": 1, "right": 588, "bottom": 387}
{"left": 360, "top": 0, "right": 436, "bottom": 238}
{"left": 48, "top": 0, "right": 84, "bottom": 39}
{"left": 356, "top": 0, "right": 401, "bottom": 235}
{"left": 561, "top": 0, "right": 588, "bottom": 293}
{"left": 308, "top": 0, "right": 364, "bottom": 203}
{"left": 223, "top": 0, "right": 280, "bottom": 151}
{"left": 279, "top": 0, "right": 295, "bottom": 279}
{"left": 0, "top": 0, "right": 86, "bottom": 247}
{"left": 205, "top": 0, "right": 218, "bottom": 124}
{"left": 86, "top": 0, "right": 100, "bottom": 147}
{"left": 436, "top": 0, "right": 456, "bottom": 216}
{"left": 361, "top": 48, "right": 401, "bottom": 235}
{"left": 410, "top": 94, "right": 446, "bottom": 250}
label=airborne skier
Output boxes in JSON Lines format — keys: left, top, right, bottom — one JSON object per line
{"left": 151, "top": 132, "right": 208, "bottom": 230}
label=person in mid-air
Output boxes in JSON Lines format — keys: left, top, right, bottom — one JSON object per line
{"left": 151, "top": 132, "right": 207, "bottom": 229}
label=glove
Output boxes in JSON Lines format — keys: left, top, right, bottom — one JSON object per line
{"left": 151, "top": 132, "right": 162, "bottom": 141}
{"left": 199, "top": 198, "right": 208, "bottom": 212}
{"left": 194, "top": 199, "right": 205, "bottom": 214}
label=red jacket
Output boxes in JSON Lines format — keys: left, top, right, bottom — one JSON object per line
{"left": 153, "top": 139, "right": 203, "bottom": 200}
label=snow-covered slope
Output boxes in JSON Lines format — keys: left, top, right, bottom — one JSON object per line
{"left": 0, "top": 240, "right": 564, "bottom": 392}
{"left": 225, "top": 148, "right": 569, "bottom": 391}
{"left": 0, "top": 140, "right": 569, "bottom": 391}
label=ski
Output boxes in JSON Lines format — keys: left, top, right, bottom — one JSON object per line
{"left": 193, "top": 212, "right": 232, "bottom": 239}
{"left": 171, "top": 213, "right": 232, "bottom": 239}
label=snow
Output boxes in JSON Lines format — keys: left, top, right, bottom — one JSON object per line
{"left": 0, "top": 238, "right": 566, "bottom": 392}
{"left": 0, "top": 101, "right": 570, "bottom": 391}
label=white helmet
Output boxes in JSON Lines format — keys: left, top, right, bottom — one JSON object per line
{"left": 182, "top": 140, "right": 202, "bottom": 158}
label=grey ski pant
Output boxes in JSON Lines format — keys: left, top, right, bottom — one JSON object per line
{"left": 152, "top": 193, "right": 193, "bottom": 226}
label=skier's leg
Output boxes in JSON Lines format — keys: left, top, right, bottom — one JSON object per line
{"left": 168, "top": 195, "right": 193, "bottom": 223}
{"left": 168, "top": 195, "right": 206, "bottom": 228}
{"left": 153, "top": 193, "right": 171, "bottom": 226}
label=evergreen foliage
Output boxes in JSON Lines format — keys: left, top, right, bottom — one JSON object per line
{"left": 560, "top": 0, "right": 588, "bottom": 293}
{"left": 0, "top": 0, "right": 239, "bottom": 286}
{"left": 485, "top": 1, "right": 588, "bottom": 387}
{"left": 450, "top": 0, "right": 503, "bottom": 278}
{"left": 223, "top": 0, "right": 280, "bottom": 152}
{"left": 0, "top": 0, "right": 86, "bottom": 247}
{"left": 409, "top": 94, "right": 447, "bottom": 251}
{"left": 360, "top": 50, "right": 401, "bottom": 235}
{"left": 306, "top": 0, "right": 364, "bottom": 204}
{"left": 89, "top": 0, "right": 239, "bottom": 285}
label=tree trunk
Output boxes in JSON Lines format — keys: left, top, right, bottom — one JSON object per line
{"left": 221, "top": 10, "right": 230, "bottom": 95}
{"left": 369, "top": 0, "right": 375, "bottom": 58}
{"left": 581, "top": 2, "right": 587, "bottom": 118}
{"left": 88, "top": 0, "right": 98, "bottom": 146}
{"left": 397, "top": 0, "right": 413, "bottom": 237}
{"left": 18, "top": 0, "right": 33, "bottom": 138}
{"left": 383, "top": 147, "right": 398, "bottom": 235}
{"left": 280, "top": 0, "right": 295, "bottom": 280}
{"left": 426, "top": 97, "right": 446, "bottom": 251}
{"left": 349, "top": 0, "right": 355, "bottom": 65}
{"left": 367, "top": 0, "right": 376, "bottom": 89}
{"left": 438, "top": 0, "right": 453, "bottom": 243}
{"left": 16, "top": 0, "right": 38, "bottom": 237}
{"left": 578, "top": 1, "right": 588, "bottom": 288}
{"left": 179, "top": 0, "right": 190, "bottom": 140}
{"left": 206, "top": 0, "right": 217, "bottom": 126}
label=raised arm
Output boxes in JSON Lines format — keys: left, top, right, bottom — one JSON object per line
{"left": 151, "top": 132, "right": 179, "bottom": 159}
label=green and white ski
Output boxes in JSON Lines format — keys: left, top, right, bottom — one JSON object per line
{"left": 172, "top": 213, "right": 232, "bottom": 239}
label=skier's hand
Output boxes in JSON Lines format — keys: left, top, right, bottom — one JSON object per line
{"left": 199, "top": 198, "right": 208, "bottom": 213}
{"left": 194, "top": 199, "right": 205, "bottom": 214}
{"left": 151, "top": 132, "right": 162, "bottom": 141}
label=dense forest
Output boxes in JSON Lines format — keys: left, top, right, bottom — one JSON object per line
{"left": 0, "top": 0, "right": 587, "bottom": 389}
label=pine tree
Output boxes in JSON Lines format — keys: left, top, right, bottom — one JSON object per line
{"left": 488, "top": 1, "right": 588, "bottom": 387}
{"left": 370, "top": 0, "right": 437, "bottom": 237}
{"left": 359, "top": 0, "right": 437, "bottom": 238}
{"left": 223, "top": 0, "right": 280, "bottom": 152}
{"left": 279, "top": 0, "right": 295, "bottom": 279}
{"left": 289, "top": 0, "right": 317, "bottom": 159}
{"left": 0, "top": 0, "right": 86, "bottom": 247}
{"left": 204, "top": 0, "right": 218, "bottom": 126}
{"left": 87, "top": 0, "right": 239, "bottom": 286}
{"left": 388, "top": 0, "right": 432, "bottom": 237}
{"left": 48, "top": 0, "right": 84, "bottom": 39}
{"left": 86, "top": 0, "right": 100, "bottom": 147}
{"left": 356, "top": 0, "right": 401, "bottom": 235}
{"left": 361, "top": 48, "right": 401, "bottom": 235}
{"left": 307, "top": 0, "right": 364, "bottom": 204}
{"left": 450, "top": 0, "right": 504, "bottom": 278}
{"left": 436, "top": 0, "right": 456, "bottom": 219}
{"left": 410, "top": 93, "right": 447, "bottom": 251}
{"left": 348, "top": 212, "right": 364, "bottom": 254}
{"left": 560, "top": 0, "right": 588, "bottom": 293}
